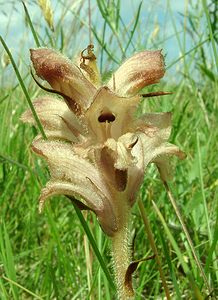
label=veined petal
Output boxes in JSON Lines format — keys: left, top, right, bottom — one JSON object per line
{"left": 39, "top": 180, "right": 118, "bottom": 236}
{"left": 127, "top": 135, "right": 185, "bottom": 203}
{"left": 85, "top": 87, "right": 140, "bottom": 141}
{"left": 21, "top": 97, "right": 84, "bottom": 142}
{"left": 138, "top": 133, "right": 185, "bottom": 168}
{"left": 107, "top": 50, "right": 165, "bottom": 97}
{"left": 32, "top": 139, "right": 111, "bottom": 200}
{"left": 30, "top": 48, "right": 96, "bottom": 111}
{"left": 137, "top": 112, "right": 172, "bottom": 140}
{"left": 39, "top": 180, "right": 104, "bottom": 212}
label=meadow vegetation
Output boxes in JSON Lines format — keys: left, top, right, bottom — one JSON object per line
{"left": 0, "top": 0, "right": 217, "bottom": 299}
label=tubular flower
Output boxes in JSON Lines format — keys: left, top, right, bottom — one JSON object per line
{"left": 21, "top": 45, "right": 185, "bottom": 299}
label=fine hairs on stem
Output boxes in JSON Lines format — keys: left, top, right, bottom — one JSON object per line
{"left": 111, "top": 224, "right": 133, "bottom": 300}
{"left": 110, "top": 205, "right": 134, "bottom": 300}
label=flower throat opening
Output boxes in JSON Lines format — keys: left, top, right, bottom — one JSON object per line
{"left": 98, "top": 112, "right": 116, "bottom": 123}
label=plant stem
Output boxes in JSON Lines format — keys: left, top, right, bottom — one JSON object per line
{"left": 111, "top": 215, "right": 134, "bottom": 300}
{"left": 138, "top": 197, "right": 171, "bottom": 300}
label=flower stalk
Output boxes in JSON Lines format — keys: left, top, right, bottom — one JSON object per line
{"left": 111, "top": 221, "right": 133, "bottom": 299}
{"left": 110, "top": 200, "right": 133, "bottom": 299}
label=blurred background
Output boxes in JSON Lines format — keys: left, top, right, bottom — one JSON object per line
{"left": 1, "top": 0, "right": 217, "bottom": 84}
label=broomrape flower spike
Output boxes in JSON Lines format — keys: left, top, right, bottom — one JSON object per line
{"left": 21, "top": 44, "right": 185, "bottom": 299}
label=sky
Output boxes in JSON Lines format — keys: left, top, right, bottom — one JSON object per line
{"left": 0, "top": 0, "right": 210, "bottom": 83}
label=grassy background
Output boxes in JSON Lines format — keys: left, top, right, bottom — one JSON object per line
{"left": 0, "top": 0, "right": 217, "bottom": 299}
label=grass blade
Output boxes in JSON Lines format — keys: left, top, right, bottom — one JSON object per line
{"left": 138, "top": 197, "right": 171, "bottom": 300}
{"left": 70, "top": 201, "right": 116, "bottom": 291}
{"left": 166, "top": 38, "right": 209, "bottom": 70}
{"left": 22, "top": 1, "right": 41, "bottom": 47}
{"left": 202, "top": 0, "right": 218, "bottom": 71}
{"left": 152, "top": 200, "right": 206, "bottom": 300}
{"left": 124, "top": 1, "right": 142, "bottom": 53}
{"left": 0, "top": 36, "right": 46, "bottom": 139}
{"left": 158, "top": 230, "right": 182, "bottom": 299}
{"left": 1, "top": 276, "right": 43, "bottom": 300}
{"left": 0, "top": 225, "right": 18, "bottom": 300}
{"left": 163, "top": 181, "right": 211, "bottom": 293}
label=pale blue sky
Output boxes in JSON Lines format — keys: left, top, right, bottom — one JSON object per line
{"left": 0, "top": 0, "right": 210, "bottom": 83}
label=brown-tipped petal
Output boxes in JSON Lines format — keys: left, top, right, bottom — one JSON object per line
{"left": 30, "top": 48, "right": 96, "bottom": 110}
{"left": 31, "top": 139, "right": 110, "bottom": 199}
{"left": 107, "top": 50, "right": 165, "bottom": 97}
{"left": 30, "top": 70, "right": 82, "bottom": 116}
{"left": 21, "top": 97, "right": 85, "bottom": 142}
{"left": 86, "top": 178, "right": 118, "bottom": 236}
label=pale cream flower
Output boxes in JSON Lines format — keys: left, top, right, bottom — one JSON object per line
{"left": 22, "top": 46, "right": 184, "bottom": 236}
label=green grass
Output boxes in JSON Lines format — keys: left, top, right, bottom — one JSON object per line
{"left": 0, "top": 0, "right": 218, "bottom": 299}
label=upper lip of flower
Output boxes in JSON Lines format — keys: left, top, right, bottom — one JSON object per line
{"left": 29, "top": 47, "right": 165, "bottom": 105}
{"left": 28, "top": 47, "right": 166, "bottom": 144}
{"left": 21, "top": 46, "right": 185, "bottom": 236}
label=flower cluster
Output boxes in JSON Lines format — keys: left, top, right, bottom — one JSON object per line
{"left": 22, "top": 45, "right": 184, "bottom": 298}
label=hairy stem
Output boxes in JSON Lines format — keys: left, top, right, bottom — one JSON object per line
{"left": 111, "top": 212, "right": 134, "bottom": 300}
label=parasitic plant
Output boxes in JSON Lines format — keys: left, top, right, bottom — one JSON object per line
{"left": 21, "top": 45, "right": 185, "bottom": 299}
